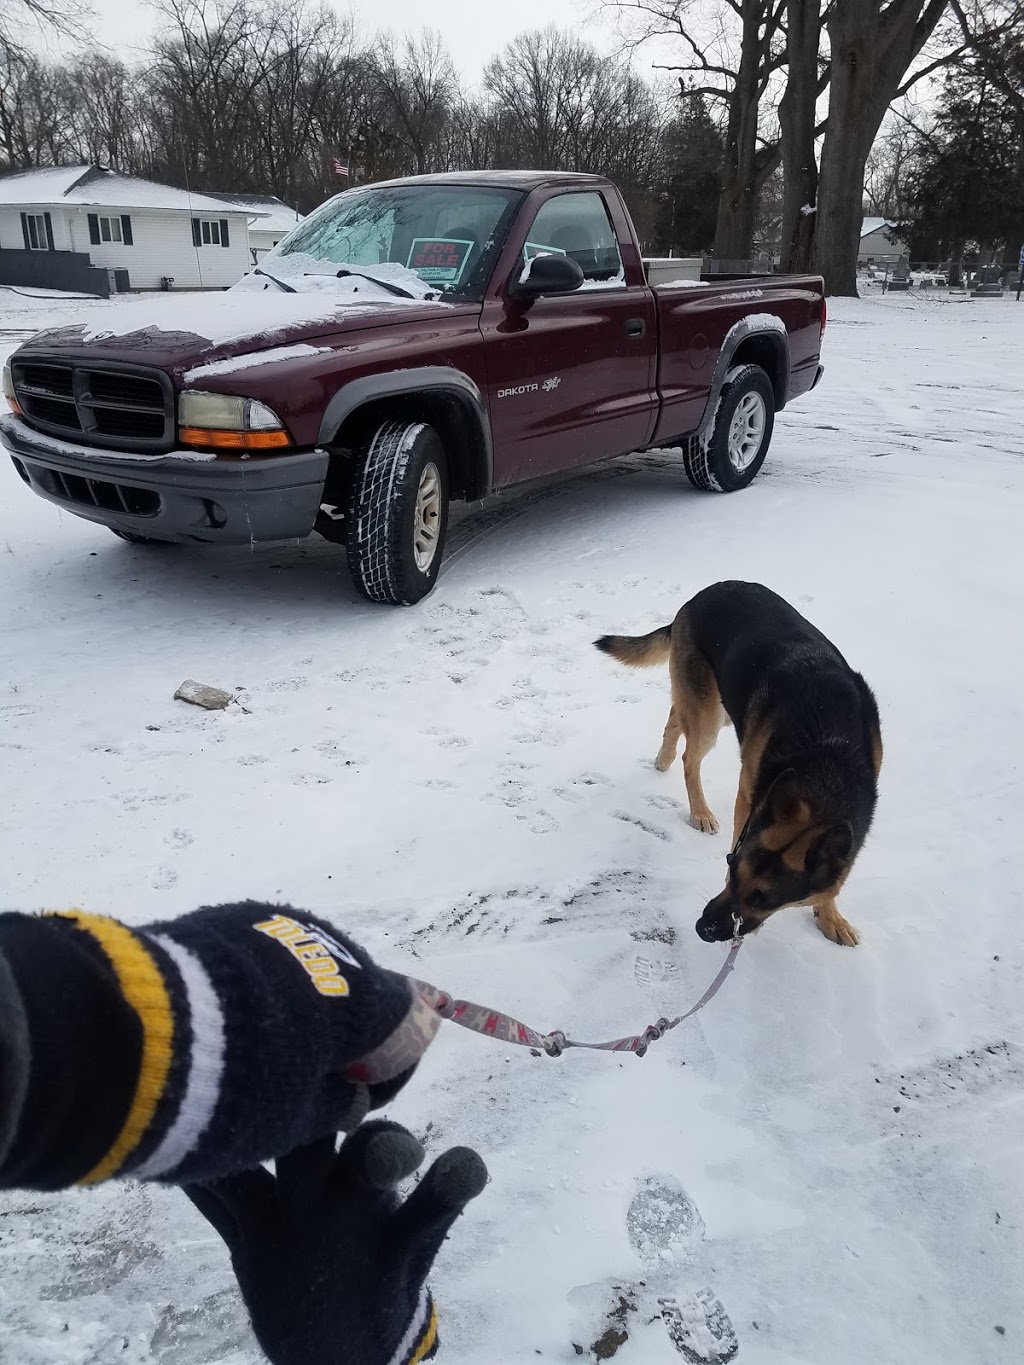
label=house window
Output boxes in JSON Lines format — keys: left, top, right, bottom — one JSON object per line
{"left": 25, "top": 214, "right": 49, "bottom": 251}
{"left": 192, "top": 217, "right": 231, "bottom": 249}
{"left": 87, "top": 213, "right": 133, "bottom": 247}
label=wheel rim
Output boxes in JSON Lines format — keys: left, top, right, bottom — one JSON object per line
{"left": 727, "top": 392, "right": 767, "bottom": 471}
{"left": 413, "top": 461, "right": 442, "bottom": 572}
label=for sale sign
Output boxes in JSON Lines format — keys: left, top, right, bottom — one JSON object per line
{"left": 407, "top": 238, "right": 474, "bottom": 284}
{"left": 523, "top": 240, "right": 568, "bottom": 262}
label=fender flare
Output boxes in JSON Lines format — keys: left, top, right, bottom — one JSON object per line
{"left": 696, "top": 315, "right": 791, "bottom": 440}
{"left": 317, "top": 366, "right": 493, "bottom": 498}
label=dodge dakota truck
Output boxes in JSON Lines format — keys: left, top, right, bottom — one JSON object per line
{"left": 1, "top": 171, "right": 825, "bottom": 605}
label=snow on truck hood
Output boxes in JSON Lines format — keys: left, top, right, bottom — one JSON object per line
{"left": 22, "top": 262, "right": 450, "bottom": 370}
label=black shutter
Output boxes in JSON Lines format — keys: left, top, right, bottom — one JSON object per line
{"left": 220, "top": 218, "right": 229, "bottom": 248}
{"left": 88, "top": 213, "right": 100, "bottom": 245}
{"left": 121, "top": 215, "right": 133, "bottom": 245}
{"left": 43, "top": 212, "right": 55, "bottom": 251}
{"left": 192, "top": 217, "right": 201, "bottom": 247}
{"left": 20, "top": 212, "right": 30, "bottom": 249}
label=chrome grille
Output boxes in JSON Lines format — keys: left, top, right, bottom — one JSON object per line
{"left": 12, "top": 358, "right": 174, "bottom": 451}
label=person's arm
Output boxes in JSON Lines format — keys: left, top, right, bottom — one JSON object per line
{"left": 0, "top": 901, "right": 439, "bottom": 1188}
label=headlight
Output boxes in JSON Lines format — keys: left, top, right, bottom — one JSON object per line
{"left": 178, "top": 391, "right": 290, "bottom": 451}
{"left": 2, "top": 362, "right": 20, "bottom": 414}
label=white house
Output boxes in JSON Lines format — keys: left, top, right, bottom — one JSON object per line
{"left": 0, "top": 165, "right": 258, "bottom": 291}
{"left": 858, "top": 217, "right": 904, "bottom": 266}
{"left": 211, "top": 193, "right": 303, "bottom": 263}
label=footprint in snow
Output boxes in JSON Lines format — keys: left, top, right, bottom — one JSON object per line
{"left": 659, "top": 1290, "right": 739, "bottom": 1364}
{"left": 626, "top": 1175, "right": 738, "bottom": 1363}
{"left": 633, "top": 956, "right": 681, "bottom": 991}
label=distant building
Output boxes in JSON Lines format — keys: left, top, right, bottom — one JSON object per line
{"left": 0, "top": 165, "right": 260, "bottom": 293}
{"left": 211, "top": 193, "right": 303, "bottom": 263}
{"left": 858, "top": 217, "right": 904, "bottom": 266}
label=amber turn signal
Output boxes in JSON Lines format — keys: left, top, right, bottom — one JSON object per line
{"left": 178, "top": 427, "right": 290, "bottom": 451}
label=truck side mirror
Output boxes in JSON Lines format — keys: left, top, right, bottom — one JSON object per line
{"left": 510, "top": 253, "right": 585, "bottom": 301}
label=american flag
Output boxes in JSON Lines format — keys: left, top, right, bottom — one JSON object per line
{"left": 332, "top": 158, "right": 349, "bottom": 178}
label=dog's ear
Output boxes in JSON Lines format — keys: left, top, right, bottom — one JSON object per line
{"left": 763, "top": 768, "right": 802, "bottom": 825}
{"left": 806, "top": 822, "right": 855, "bottom": 891}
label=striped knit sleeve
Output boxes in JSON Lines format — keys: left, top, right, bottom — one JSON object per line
{"left": 0, "top": 903, "right": 438, "bottom": 1190}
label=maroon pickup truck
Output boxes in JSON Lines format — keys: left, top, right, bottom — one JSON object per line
{"left": 1, "top": 171, "right": 825, "bottom": 605}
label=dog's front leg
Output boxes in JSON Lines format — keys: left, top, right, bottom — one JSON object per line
{"left": 731, "top": 786, "right": 752, "bottom": 848}
{"left": 682, "top": 738, "right": 719, "bottom": 834}
{"left": 813, "top": 898, "right": 859, "bottom": 947}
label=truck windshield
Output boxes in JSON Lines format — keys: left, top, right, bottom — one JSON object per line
{"left": 271, "top": 184, "right": 523, "bottom": 301}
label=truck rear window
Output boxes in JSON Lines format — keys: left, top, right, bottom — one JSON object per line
{"left": 273, "top": 185, "right": 523, "bottom": 300}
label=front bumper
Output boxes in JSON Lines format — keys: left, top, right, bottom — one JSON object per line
{"left": 0, "top": 411, "right": 329, "bottom": 544}
{"left": 811, "top": 363, "right": 825, "bottom": 389}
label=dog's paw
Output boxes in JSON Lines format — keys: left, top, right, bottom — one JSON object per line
{"left": 688, "top": 810, "right": 719, "bottom": 835}
{"left": 655, "top": 751, "right": 676, "bottom": 772}
{"left": 814, "top": 906, "right": 859, "bottom": 946}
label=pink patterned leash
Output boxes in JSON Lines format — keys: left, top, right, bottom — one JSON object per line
{"left": 410, "top": 920, "right": 743, "bottom": 1061}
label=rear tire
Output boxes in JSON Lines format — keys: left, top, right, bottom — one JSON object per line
{"left": 683, "top": 364, "right": 775, "bottom": 493}
{"left": 346, "top": 420, "right": 449, "bottom": 605}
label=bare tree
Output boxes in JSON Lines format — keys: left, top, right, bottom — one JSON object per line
{"left": 778, "top": 0, "right": 826, "bottom": 271}
{"left": 605, "top": 0, "right": 785, "bottom": 258}
{"left": 372, "top": 31, "right": 457, "bottom": 175}
{"left": 483, "top": 25, "right": 665, "bottom": 192}
{"left": 0, "top": 0, "right": 91, "bottom": 58}
{"left": 1, "top": 0, "right": 93, "bottom": 168}
{"left": 863, "top": 111, "right": 920, "bottom": 218}
{"left": 813, "top": 0, "right": 947, "bottom": 294}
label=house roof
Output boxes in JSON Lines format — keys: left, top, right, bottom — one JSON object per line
{"left": 211, "top": 193, "right": 302, "bottom": 235}
{"left": 0, "top": 165, "right": 262, "bottom": 216}
{"left": 861, "top": 217, "right": 897, "bottom": 238}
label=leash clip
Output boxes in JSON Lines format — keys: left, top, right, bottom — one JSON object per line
{"left": 731, "top": 912, "right": 744, "bottom": 946}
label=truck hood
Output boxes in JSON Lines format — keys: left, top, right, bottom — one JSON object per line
{"left": 17, "top": 271, "right": 459, "bottom": 376}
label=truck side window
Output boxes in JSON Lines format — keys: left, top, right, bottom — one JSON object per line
{"left": 525, "top": 192, "right": 625, "bottom": 288}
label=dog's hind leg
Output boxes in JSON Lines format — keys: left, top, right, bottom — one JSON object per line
{"left": 656, "top": 705, "right": 684, "bottom": 772}
{"left": 813, "top": 897, "right": 859, "bottom": 947}
{"left": 669, "top": 630, "right": 725, "bottom": 835}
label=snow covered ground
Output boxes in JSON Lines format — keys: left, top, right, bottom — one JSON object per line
{"left": 1, "top": 287, "right": 1023, "bottom": 1364}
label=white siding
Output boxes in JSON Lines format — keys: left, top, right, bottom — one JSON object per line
{"left": 248, "top": 227, "right": 290, "bottom": 262}
{"left": 65, "top": 207, "right": 250, "bottom": 289}
{"left": 1, "top": 203, "right": 250, "bottom": 289}
{"left": 858, "top": 227, "right": 903, "bottom": 263}
{"left": 0, "top": 205, "right": 74, "bottom": 252}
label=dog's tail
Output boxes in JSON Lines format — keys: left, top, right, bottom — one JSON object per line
{"left": 594, "top": 624, "right": 672, "bottom": 668}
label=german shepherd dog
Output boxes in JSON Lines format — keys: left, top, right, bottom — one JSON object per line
{"left": 595, "top": 582, "right": 881, "bottom": 947}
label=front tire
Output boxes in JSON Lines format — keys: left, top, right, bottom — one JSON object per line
{"left": 346, "top": 420, "right": 450, "bottom": 605}
{"left": 683, "top": 364, "right": 775, "bottom": 492}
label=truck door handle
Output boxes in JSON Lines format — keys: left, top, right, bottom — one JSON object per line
{"left": 625, "top": 318, "right": 646, "bottom": 338}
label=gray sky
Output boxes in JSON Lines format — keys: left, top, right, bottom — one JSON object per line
{"left": 79, "top": 0, "right": 630, "bottom": 83}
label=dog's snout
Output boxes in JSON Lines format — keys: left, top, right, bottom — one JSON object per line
{"left": 695, "top": 916, "right": 725, "bottom": 942}
{"left": 695, "top": 895, "right": 735, "bottom": 942}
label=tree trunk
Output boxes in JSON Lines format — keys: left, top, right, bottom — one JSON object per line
{"left": 713, "top": 0, "right": 763, "bottom": 259}
{"left": 948, "top": 237, "right": 963, "bottom": 287}
{"left": 815, "top": 0, "right": 947, "bottom": 295}
{"left": 779, "top": 0, "right": 821, "bottom": 273}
